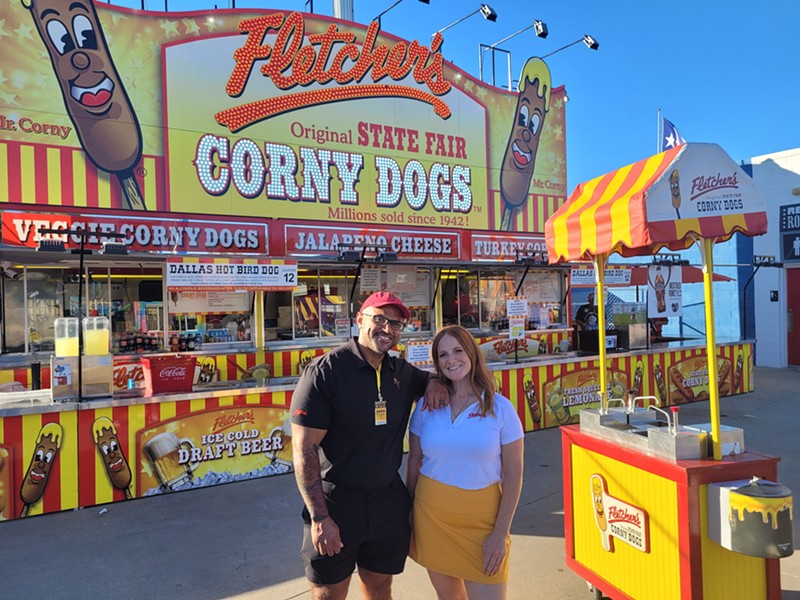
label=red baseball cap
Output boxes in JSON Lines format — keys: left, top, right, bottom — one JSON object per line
{"left": 360, "top": 291, "right": 410, "bottom": 319}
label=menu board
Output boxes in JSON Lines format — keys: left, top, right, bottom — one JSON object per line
{"left": 170, "top": 291, "right": 250, "bottom": 315}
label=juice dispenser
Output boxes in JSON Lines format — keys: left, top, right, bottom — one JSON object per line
{"left": 83, "top": 316, "right": 110, "bottom": 355}
{"left": 54, "top": 317, "right": 79, "bottom": 357}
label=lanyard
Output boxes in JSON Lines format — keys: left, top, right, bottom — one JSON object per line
{"left": 375, "top": 367, "right": 383, "bottom": 402}
{"left": 374, "top": 367, "right": 387, "bottom": 426}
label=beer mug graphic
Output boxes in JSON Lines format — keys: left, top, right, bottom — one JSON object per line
{"left": 268, "top": 419, "right": 293, "bottom": 467}
{"left": 143, "top": 432, "right": 199, "bottom": 491}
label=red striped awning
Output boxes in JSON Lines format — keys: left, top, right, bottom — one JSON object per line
{"left": 545, "top": 143, "right": 768, "bottom": 263}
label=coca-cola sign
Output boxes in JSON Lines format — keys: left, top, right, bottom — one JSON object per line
{"left": 160, "top": 367, "right": 187, "bottom": 379}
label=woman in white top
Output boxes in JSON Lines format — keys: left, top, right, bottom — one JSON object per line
{"left": 407, "top": 325, "right": 524, "bottom": 600}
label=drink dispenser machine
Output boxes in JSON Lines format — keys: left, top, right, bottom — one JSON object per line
{"left": 708, "top": 477, "right": 794, "bottom": 559}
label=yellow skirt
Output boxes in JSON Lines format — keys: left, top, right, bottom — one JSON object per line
{"left": 410, "top": 474, "right": 510, "bottom": 584}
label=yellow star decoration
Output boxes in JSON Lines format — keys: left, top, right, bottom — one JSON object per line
{"left": 15, "top": 21, "right": 36, "bottom": 44}
{"left": 0, "top": 69, "right": 8, "bottom": 88}
{"left": 159, "top": 18, "right": 180, "bottom": 39}
{"left": 205, "top": 17, "right": 219, "bottom": 33}
{"left": 108, "top": 11, "right": 125, "bottom": 27}
{"left": 129, "top": 57, "right": 148, "bottom": 74}
{"left": 553, "top": 98, "right": 564, "bottom": 110}
{"left": 182, "top": 18, "right": 201, "bottom": 36}
{"left": 0, "top": 18, "right": 11, "bottom": 40}
{"left": 552, "top": 123, "right": 564, "bottom": 140}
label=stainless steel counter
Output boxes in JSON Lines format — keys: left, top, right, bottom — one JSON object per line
{"left": 0, "top": 377, "right": 299, "bottom": 416}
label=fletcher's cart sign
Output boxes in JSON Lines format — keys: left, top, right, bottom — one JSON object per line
{"left": 0, "top": 2, "right": 566, "bottom": 233}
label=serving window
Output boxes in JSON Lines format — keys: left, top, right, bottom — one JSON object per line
{"left": 440, "top": 267, "right": 565, "bottom": 333}
{"left": 271, "top": 264, "right": 434, "bottom": 341}
{"left": 0, "top": 265, "right": 163, "bottom": 354}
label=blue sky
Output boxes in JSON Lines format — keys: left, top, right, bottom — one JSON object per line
{"left": 117, "top": 0, "right": 800, "bottom": 194}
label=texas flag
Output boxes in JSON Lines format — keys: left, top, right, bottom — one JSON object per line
{"left": 661, "top": 117, "right": 686, "bottom": 151}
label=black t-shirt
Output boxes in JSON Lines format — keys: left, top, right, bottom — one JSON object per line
{"left": 290, "top": 338, "right": 430, "bottom": 492}
{"left": 576, "top": 303, "right": 598, "bottom": 328}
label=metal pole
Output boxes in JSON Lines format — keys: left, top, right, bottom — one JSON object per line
{"left": 541, "top": 38, "right": 581, "bottom": 59}
{"left": 489, "top": 22, "right": 536, "bottom": 49}
{"left": 373, "top": 0, "right": 404, "bottom": 25}
{"left": 698, "top": 237, "right": 722, "bottom": 460}
{"left": 657, "top": 107, "right": 661, "bottom": 153}
{"left": 512, "top": 265, "right": 532, "bottom": 365}
{"left": 433, "top": 7, "right": 480, "bottom": 39}
{"left": 507, "top": 51, "right": 512, "bottom": 91}
{"left": 348, "top": 247, "right": 368, "bottom": 331}
{"left": 594, "top": 254, "right": 608, "bottom": 409}
{"left": 741, "top": 265, "right": 760, "bottom": 340}
{"left": 78, "top": 234, "right": 85, "bottom": 402}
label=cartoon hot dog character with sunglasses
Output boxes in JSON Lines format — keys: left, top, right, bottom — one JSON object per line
{"left": 20, "top": 422, "right": 63, "bottom": 517}
{"left": 23, "top": 0, "right": 146, "bottom": 211}
{"left": 499, "top": 57, "right": 551, "bottom": 230}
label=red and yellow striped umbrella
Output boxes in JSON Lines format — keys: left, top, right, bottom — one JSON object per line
{"left": 545, "top": 143, "right": 767, "bottom": 461}
{"left": 545, "top": 143, "right": 767, "bottom": 263}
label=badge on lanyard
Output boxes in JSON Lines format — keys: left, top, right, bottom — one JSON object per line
{"left": 374, "top": 368, "right": 387, "bottom": 426}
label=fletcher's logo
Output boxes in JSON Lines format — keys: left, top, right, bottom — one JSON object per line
{"left": 216, "top": 12, "right": 452, "bottom": 132}
{"left": 212, "top": 409, "right": 256, "bottom": 433}
{"left": 689, "top": 171, "right": 739, "bottom": 200}
{"left": 590, "top": 473, "right": 650, "bottom": 553}
{"left": 492, "top": 339, "right": 529, "bottom": 357}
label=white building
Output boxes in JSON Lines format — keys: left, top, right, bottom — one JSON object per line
{"left": 744, "top": 148, "right": 800, "bottom": 368}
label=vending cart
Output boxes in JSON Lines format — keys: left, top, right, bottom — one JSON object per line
{"left": 546, "top": 143, "right": 793, "bottom": 599}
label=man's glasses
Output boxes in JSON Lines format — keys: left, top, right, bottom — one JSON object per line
{"left": 361, "top": 312, "right": 408, "bottom": 331}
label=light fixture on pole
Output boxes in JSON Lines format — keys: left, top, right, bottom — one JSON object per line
{"left": 479, "top": 19, "right": 548, "bottom": 90}
{"left": 542, "top": 34, "right": 599, "bottom": 59}
{"left": 373, "top": 0, "right": 429, "bottom": 27}
{"left": 432, "top": 3, "right": 497, "bottom": 43}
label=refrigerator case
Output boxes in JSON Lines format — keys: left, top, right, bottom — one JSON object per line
{"left": 51, "top": 355, "right": 113, "bottom": 400}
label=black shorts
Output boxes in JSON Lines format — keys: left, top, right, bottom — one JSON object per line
{"left": 300, "top": 475, "right": 412, "bottom": 585}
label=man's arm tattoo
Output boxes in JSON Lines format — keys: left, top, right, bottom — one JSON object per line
{"left": 296, "top": 442, "right": 328, "bottom": 521}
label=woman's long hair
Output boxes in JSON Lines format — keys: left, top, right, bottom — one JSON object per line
{"left": 431, "top": 325, "right": 496, "bottom": 416}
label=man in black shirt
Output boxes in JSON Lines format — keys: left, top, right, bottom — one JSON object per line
{"left": 574, "top": 292, "right": 598, "bottom": 330}
{"left": 291, "top": 291, "right": 448, "bottom": 599}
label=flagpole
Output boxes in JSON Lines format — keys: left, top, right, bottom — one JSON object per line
{"left": 657, "top": 107, "right": 661, "bottom": 153}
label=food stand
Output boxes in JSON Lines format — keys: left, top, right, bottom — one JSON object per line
{"left": 546, "top": 143, "right": 792, "bottom": 599}
{"left": 0, "top": 2, "right": 758, "bottom": 524}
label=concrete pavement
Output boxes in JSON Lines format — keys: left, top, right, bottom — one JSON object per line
{"left": 2, "top": 367, "right": 800, "bottom": 599}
